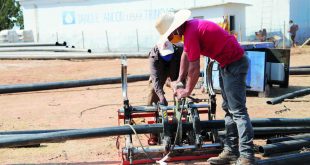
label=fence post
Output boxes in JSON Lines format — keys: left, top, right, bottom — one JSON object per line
{"left": 239, "top": 22, "right": 242, "bottom": 42}
{"left": 136, "top": 29, "right": 140, "bottom": 52}
{"left": 56, "top": 32, "right": 58, "bottom": 42}
{"left": 82, "top": 31, "right": 85, "bottom": 49}
{"left": 283, "top": 21, "right": 286, "bottom": 48}
{"left": 105, "top": 30, "right": 110, "bottom": 52}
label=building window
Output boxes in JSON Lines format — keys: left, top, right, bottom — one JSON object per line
{"left": 193, "top": 16, "right": 204, "bottom": 19}
{"left": 229, "top": 15, "right": 235, "bottom": 31}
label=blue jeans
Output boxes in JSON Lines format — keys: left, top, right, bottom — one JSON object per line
{"left": 219, "top": 55, "right": 254, "bottom": 158}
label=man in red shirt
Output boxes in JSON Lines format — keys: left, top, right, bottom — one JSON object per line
{"left": 155, "top": 10, "right": 255, "bottom": 165}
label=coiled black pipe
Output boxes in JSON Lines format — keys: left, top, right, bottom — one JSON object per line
{"left": 266, "top": 88, "right": 310, "bottom": 105}
{"left": 0, "top": 74, "right": 150, "bottom": 94}
{"left": 259, "top": 139, "right": 310, "bottom": 156}
{"left": 206, "top": 60, "right": 216, "bottom": 96}
{"left": 256, "top": 152, "right": 310, "bottom": 165}
{"left": 267, "top": 133, "right": 310, "bottom": 144}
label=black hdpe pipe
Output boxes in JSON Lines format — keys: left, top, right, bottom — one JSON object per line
{"left": 267, "top": 133, "right": 310, "bottom": 144}
{"left": 0, "top": 74, "right": 150, "bottom": 94}
{"left": 256, "top": 152, "right": 310, "bottom": 165}
{"left": 0, "top": 42, "right": 67, "bottom": 47}
{"left": 1, "top": 118, "right": 310, "bottom": 135}
{"left": 290, "top": 65, "right": 310, "bottom": 69}
{"left": 0, "top": 126, "right": 310, "bottom": 137}
{"left": 259, "top": 139, "right": 310, "bottom": 156}
{"left": 0, "top": 118, "right": 310, "bottom": 135}
{"left": 254, "top": 127, "right": 310, "bottom": 135}
{"left": 266, "top": 88, "right": 310, "bottom": 105}
{"left": 0, "top": 124, "right": 163, "bottom": 148}
{"left": 245, "top": 118, "right": 310, "bottom": 128}
{"left": 290, "top": 68, "right": 310, "bottom": 75}
{"left": 0, "top": 73, "right": 207, "bottom": 94}
{"left": 219, "top": 127, "right": 310, "bottom": 138}
{"left": 0, "top": 118, "right": 309, "bottom": 148}
{"left": 0, "top": 129, "right": 75, "bottom": 135}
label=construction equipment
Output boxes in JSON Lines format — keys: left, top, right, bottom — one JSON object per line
{"left": 0, "top": 55, "right": 309, "bottom": 164}
{"left": 117, "top": 55, "right": 220, "bottom": 164}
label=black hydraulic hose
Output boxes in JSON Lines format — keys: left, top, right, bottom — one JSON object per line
{"left": 0, "top": 74, "right": 150, "bottom": 94}
{"left": 267, "top": 133, "right": 310, "bottom": 144}
{"left": 0, "top": 118, "right": 309, "bottom": 148}
{"left": 259, "top": 139, "right": 310, "bottom": 156}
{"left": 290, "top": 68, "right": 310, "bottom": 75}
{"left": 266, "top": 88, "right": 310, "bottom": 105}
{"left": 207, "top": 60, "right": 216, "bottom": 96}
{"left": 256, "top": 152, "right": 310, "bottom": 165}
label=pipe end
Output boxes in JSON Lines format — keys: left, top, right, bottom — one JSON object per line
{"left": 258, "top": 146, "right": 266, "bottom": 156}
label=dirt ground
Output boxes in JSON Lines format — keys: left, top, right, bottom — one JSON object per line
{"left": 0, "top": 47, "right": 310, "bottom": 164}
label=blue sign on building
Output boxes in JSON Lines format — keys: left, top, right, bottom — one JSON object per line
{"left": 62, "top": 11, "right": 76, "bottom": 25}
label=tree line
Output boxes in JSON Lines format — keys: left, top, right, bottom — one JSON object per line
{"left": 0, "top": 0, "right": 23, "bottom": 31}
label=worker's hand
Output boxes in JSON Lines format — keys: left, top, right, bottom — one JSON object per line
{"left": 171, "top": 81, "right": 178, "bottom": 93}
{"left": 159, "top": 95, "right": 168, "bottom": 106}
{"left": 176, "top": 88, "right": 190, "bottom": 100}
{"left": 171, "top": 81, "right": 184, "bottom": 93}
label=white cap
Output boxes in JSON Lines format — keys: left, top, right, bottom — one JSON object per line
{"left": 157, "top": 40, "right": 174, "bottom": 56}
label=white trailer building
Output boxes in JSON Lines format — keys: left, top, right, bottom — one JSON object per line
{"left": 17, "top": 0, "right": 310, "bottom": 52}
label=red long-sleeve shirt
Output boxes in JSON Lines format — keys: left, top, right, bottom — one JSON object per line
{"left": 184, "top": 19, "right": 244, "bottom": 68}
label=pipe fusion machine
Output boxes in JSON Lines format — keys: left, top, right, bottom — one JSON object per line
{"left": 118, "top": 56, "right": 221, "bottom": 164}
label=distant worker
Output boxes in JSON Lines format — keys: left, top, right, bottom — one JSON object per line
{"left": 221, "top": 16, "right": 229, "bottom": 32}
{"left": 262, "top": 29, "right": 267, "bottom": 42}
{"left": 155, "top": 9, "right": 255, "bottom": 165}
{"left": 147, "top": 40, "right": 183, "bottom": 106}
{"left": 289, "top": 20, "right": 299, "bottom": 47}
{"left": 255, "top": 29, "right": 267, "bottom": 42}
{"left": 146, "top": 38, "right": 183, "bottom": 146}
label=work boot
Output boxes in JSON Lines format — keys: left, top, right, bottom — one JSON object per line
{"left": 234, "top": 156, "right": 256, "bottom": 165}
{"left": 207, "top": 150, "right": 238, "bottom": 165}
{"left": 147, "top": 133, "right": 158, "bottom": 145}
